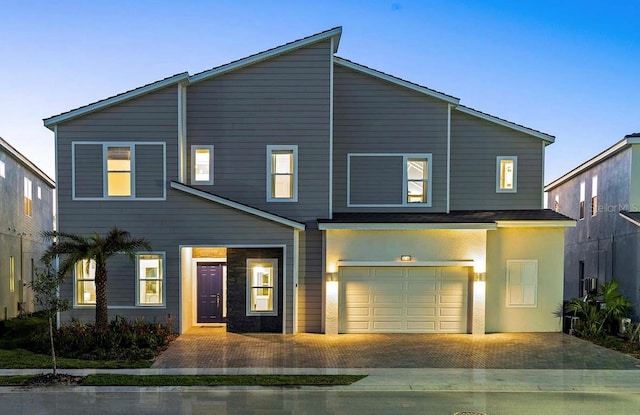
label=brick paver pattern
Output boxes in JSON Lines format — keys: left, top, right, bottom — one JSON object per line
{"left": 152, "top": 328, "right": 640, "bottom": 370}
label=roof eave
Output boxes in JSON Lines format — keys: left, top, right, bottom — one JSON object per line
{"left": 333, "top": 56, "right": 460, "bottom": 105}
{"left": 495, "top": 220, "right": 576, "bottom": 228}
{"left": 455, "top": 106, "right": 555, "bottom": 143}
{"left": 189, "top": 27, "right": 343, "bottom": 85}
{"left": 43, "top": 73, "right": 191, "bottom": 129}
{"left": 0, "top": 137, "right": 55, "bottom": 188}
{"left": 318, "top": 222, "right": 497, "bottom": 230}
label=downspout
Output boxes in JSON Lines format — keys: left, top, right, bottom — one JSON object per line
{"left": 446, "top": 104, "right": 452, "bottom": 213}
{"left": 177, "top": 83, "right": 187, "bottom": 182}
{"left": 329, "top": 38, "right": 334, "bottom": 219}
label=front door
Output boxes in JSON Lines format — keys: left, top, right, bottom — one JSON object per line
{"left": 197, "top": 263, "right": 224, "bottom": 323}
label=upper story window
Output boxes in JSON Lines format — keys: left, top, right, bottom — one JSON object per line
{"left": 591, "top": 176, "right": 598, "bottom": 216}
{"left": 72, "top": 142, "right": 166, "bottom": 201}
{"left": 24, "top": 177, "right": 33, "bottom": 216}
{"left": 191, "top": 145, "right": 214, "bottom": 185}
{"left": 246, "top": 258, "right": 277, "bottom": 315}
{"left": 267, "top": 145, "right": 298, "bottom": 202}
{"left": 496, "top": 156, "right": 517, "bottom": 193}
{"left": 579, "top": 181, "right": 585, "bottom": 220}
{"left": 554, "top": 194, "right": 560, "bottom": 212}
{"left": 404, "top": 155, "right": 431, "bottom": 205}
{"left": 37, "top": 186, "right": 42, "bottom": 199}
{"left": 0, "top": 160, "right": 5, "bottom": 178}
{"left": 75, "top": 259, "right": 96, "bottom": 305}
{"left": 106, "top": 146, "right": 132, "bottom": 197}
{"left": 137, "top": 253, "right": 164, "bottom": 306}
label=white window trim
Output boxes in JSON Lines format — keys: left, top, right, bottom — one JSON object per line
{"left": 246, "top": 258, "right": 278, "bottom": 316}
{"left": 496, "top": 156, "right": 518, "bottom": 193}
{"left": 135, "top": 252, "right": 166, "bottom": 307}
{"left": 347, "top": 153, "right": 434, "bottom": 207}
{"left": 71, "top": 141, "right": 167, "bottom": 201}
{"left": 74, "top": 259, "right": 96, "bottom": 308}
{"left": 0, "top": 160, "right": 5, "bottom": 178}
{"left": 266, "top": 145, "right": 298, "bottom": 202}
{"left": 403, "top": 154, "right": 433, "bottom": 207}
{"left": 591, "top": 176, "right": 598, "bottom": 216}
{"left": 190, "top": 145, "right": 214, "bottom": 185}
{"left": 506, "top": 259, "right": 538, "bottom": 308}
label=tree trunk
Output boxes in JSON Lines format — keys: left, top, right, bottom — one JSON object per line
{"left": 48, "top": 314, "right": 57, "bottom": 376}
{"left": 95, "top": 262, "right": 109, "bottom": 332}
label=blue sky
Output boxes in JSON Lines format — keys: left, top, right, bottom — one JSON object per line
{"left": 1, "top": 1, "right": 638, "bottom": 183}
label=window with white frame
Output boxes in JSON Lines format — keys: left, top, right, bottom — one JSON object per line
{"left": 0, "top": 160, "right": 5, "bottom": 178}
{"left": 24, "top": 177, "right": 33, "bottom": 216}
{"left": 37, "top": 186, "right": 42, "bottom": 199}
{"left": 591, "top": 176, "right": 598, "bottom": 216}
{"left": 106, "top": 146, "right": 132, "bottom": 197}
{"left": 267, "top": 145, "right": 297, "bottom": 201}
{"left": 579, "top": 181, "right": 585, "bottom": 219}
{"left": 191, "top": 145, "right": 214, "bottom": 185}
{"left": 496, "top": 156, "right": 517, "bottom": 192}
{"left": 405, "top": 156, "right": 430, "bottom": 204}
{"left": 75, "top": 259, "right": 96, "bottom": 305}
{"left": 506, "top": 260, "right": 538, "bottom": 307}
{"left": 137, "top": 253, "right": 164, "bottom": 306}
{"left": 246, "top": 258, "right": 277, "bottom": 315}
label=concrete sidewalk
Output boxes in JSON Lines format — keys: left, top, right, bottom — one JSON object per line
{"left": 2, "top": 367, "right": 639, "bottom": 393}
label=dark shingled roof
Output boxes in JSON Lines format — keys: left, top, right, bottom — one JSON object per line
{"left": 620, "top": 211, "right": 640, "bottom": 226}
{"left": 318, "top": 210, "right": 573, "bottom": 224}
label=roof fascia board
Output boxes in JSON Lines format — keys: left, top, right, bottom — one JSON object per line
{"left": 44, "top": 73, "right": 190, "bottom": 128}
{"left": 170, "top": 182, "right": 305, "bottom": 230}
{"left": 333, "top": 57, "right": 460, "bottom": 105}
{"left": 495, "top": 220, "right": 576, "bottom": 228}
{"left": 318, "top": 222, "right": 497, "bottom": 230}
{"left": 0, "top": 137, "right": 55, "bottom": 187}
{"left": 190, "top": 27, "right": 342, "bottom": 84}
{"left": 337, "top": 260, "right": 475, "bottom": 267}
{"left": 545, "top": 137, "right": 640, "bottom": 190}
{"left": 619, "top": 212, "right": 640, "bottom": 227}
{"left": 455, "top": 106, "right": 555, "bottom": 143}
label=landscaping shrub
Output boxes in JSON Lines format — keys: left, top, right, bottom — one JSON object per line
{"left": 0, "top": 312, "right": 48, "bottom": 349}
{"left": 27, "top": 316, "right": 173, "bottom": 361}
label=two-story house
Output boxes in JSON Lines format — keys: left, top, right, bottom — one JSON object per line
{"left": 44, "top": 27, "right": 574, "bottom": 335}
{"left": 0, "top": 137, "right": 55, "bottom": 319}
{"left": 545, "top": 133, "right": 640, "bottom": 320}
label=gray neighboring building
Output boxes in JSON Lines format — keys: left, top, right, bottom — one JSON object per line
{"left": 545, "top": 133, "right": 640, "bottom": 319}
{"left": 0, "top": 137, "right": 55, "bottom": 320}
{"left": 44, "top": 27, "right": 574, "bottom": 335}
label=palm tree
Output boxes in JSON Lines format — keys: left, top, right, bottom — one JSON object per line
{"left": 42, "top": 227, "right": 151, "bottom": 332}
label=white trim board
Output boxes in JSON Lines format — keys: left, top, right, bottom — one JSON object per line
{"left": 170, "top": 181, "right": 305, "bottom": 230}
{"left": 319, "top": 223, "right": 497, "bottom": 230}
{"left": 337, "top": 260, "right": 475, "bottom": 268}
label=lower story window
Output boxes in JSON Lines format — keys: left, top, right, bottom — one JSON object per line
{"left": 137, "top": 253, "right": 164, "bottom": 306}
{"left": 246, "top": 258, "right": 277, "bottom": 315}
{"left": 75, "top": 259, "right": 96, "bottom": 305}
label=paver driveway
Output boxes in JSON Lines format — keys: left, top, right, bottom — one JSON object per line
{"left": 152, "top": 327, "right": 640, "bottom": 370}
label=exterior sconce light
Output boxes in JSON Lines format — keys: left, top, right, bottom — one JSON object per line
{"left": 326, "top": 272, "right": 338, "bottom": 282}
{"left": 400, "top": 255, "right": 412, "bottom": 262}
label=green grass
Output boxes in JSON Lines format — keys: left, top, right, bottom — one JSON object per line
{"left": 0, "top": 374, "right": 366, "bottom": 387}
{"left": 0, "top": 349, "right": 152, "bottom": 369}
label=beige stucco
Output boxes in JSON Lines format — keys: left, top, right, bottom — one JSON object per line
{"left": 323, "top": 226, "right": 566, "bottom": 334}
{"left": 324, "top": 229, "right": 488, "bottom": 272}
{"left": 485, "top": 227, "right": 565, "bottom": 333}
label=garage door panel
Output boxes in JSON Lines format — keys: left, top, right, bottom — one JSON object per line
{"left": 340, "top": 266, "right": 469, "bottom": 333}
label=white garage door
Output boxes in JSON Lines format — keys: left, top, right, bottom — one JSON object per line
{"left": 339, "top": 266, "right": 470, "bottom": 333}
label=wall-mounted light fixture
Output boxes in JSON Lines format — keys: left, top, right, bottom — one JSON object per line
{"left": 326, "top": 272, "right": 338, "bottom": 282}
{"left": 400, "top": 255, "right": 412, "bottom": 262}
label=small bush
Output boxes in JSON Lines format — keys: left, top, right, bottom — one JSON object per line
{"left": 0, "top": 313, "right": 48, "bottom": 349}
{"left": 26, "top": 316, "right": 173, "bottom": 361}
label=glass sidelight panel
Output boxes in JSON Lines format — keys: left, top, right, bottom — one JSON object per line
{"left": 247, "top": 258, "right": 277, "bottom": 314}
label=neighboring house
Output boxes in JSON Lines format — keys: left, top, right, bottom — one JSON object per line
{"left": 43, "top": 27, "right": 574, "bottom": 335}
{"left": 0, "top": 137, "right": 55, "bottom": 319}
{"left": 545, "top": 133, "right": 640, "bottom": 320}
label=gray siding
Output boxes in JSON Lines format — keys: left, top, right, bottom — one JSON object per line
{"left": 450, "top": 110, "right": 544, "bottom": 210}
{"left": 297, "top": 226, "right": 323, "bottom": 333}
{"left": 349, "top": 155, "right": 403, "bottom": 205}
{"left": 58, "top": 188, "right": 296, "bottom": 332}
{"left": 73, "top": 144, "right": 103, "bottom": 198}
{"left": 333, "top": 64, "right": 449, "bottom": 212}
{"left": 135, "top": 144, "right": 165, "bottom": 198}
{"left": 187, "top": 41, "right": 332, "bottom": 222}
{"left": 0, "top": 147, "right": 54, "bottom": 318}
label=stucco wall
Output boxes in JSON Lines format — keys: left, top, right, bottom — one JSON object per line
{"left": 485, "top": 227, "right": 565, "bottom": 332}
{"left": 324, "top": 229, "right": 488, "bottom": 272}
